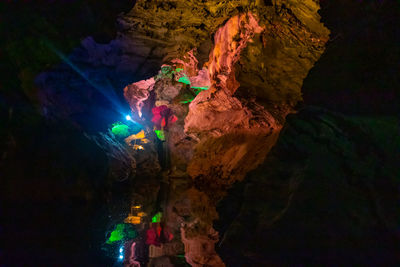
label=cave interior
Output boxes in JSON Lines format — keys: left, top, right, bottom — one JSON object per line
{"left": 1, "top": 0, "right": 399, "bottom": 266}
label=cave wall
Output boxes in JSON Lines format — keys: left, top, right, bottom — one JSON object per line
{"left": 1, "top": 0, "right": 399, "bottom": 266}
{"left": 216, "top": 107, "right": 400, "bottom": 265}
{"left": 303, "top": 0, "right": 400, "bottom": 115}
{"left": 121, "top": 1, "right": 330, "bottom": 265}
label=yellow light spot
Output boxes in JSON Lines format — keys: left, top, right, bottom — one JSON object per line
{"left": 137, "top": 212, "right": 146, "bottom": 217}
{"left": 133, "top": 130, "right": 145, "bottom": 139}
{"left": 124, "top": 216, "right": 141, "bottom": 225}
{"left": 133, "top": 144, "right": 144, "bottom": 150}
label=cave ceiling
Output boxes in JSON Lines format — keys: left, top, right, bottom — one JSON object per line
{"left": 119, "top": 0, "right": 330, "bottom": 105}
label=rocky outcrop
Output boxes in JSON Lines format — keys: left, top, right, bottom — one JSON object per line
{"left": 120, "top": 1, "right": 330, "bottom": 265}
{"left": 185, "top": 13, "right": 282, "bottom": 187}
{"left": 120, "top": 0, "right": 329, "bottom": 105}
{"left": 34, "top": 0, "right": 332, "bottom": 265}
{"left": 4, "top": 0, "right": 399, "bottom": 266}
{"left": 90, "top": 132, "right": 136, "bottom": 182}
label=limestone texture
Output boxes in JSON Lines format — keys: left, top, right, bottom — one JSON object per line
{"left": 3, "top": 0, "right": 399, "bottom": 266}
{"left": 120, "top": 1, "right": 330, "bottom": 265}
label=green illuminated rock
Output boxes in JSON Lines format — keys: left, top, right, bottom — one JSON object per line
{"left": 178, "top": 76, "right": 191, "bottom": 85}
{"left": 155, "top": 129, "right": 165, "bottom": 141}
{"left": 107, "top": 223, "right": 137, "bottom": 244}
{"left": 111, "top": 123, "right": 130, "bottom": 138}
{"left": 152, "top": 212, "right": 162, "bottom": 223}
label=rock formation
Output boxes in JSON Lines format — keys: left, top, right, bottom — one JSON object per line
{"left": 121, "top": 1, "right": 330, "bottom": 265}
{"left": 3, "top": 0, "right": 399, "bottom": 266}
{"left": 216, "top": 107, "right": 400, "bottom": 265}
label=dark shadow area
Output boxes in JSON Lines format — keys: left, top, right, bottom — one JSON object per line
{"left": 303, "top": 0, "right": 400, "bottom": 115}
{"left": 216, "top": 107, "right": 400, "bottom": 266}
{"left": 0, "top": 1, "right": 136, "bottom": 266}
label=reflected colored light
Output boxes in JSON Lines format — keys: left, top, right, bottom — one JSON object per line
{"left": 107, "top": 224, "right": 125, "bottom": 243}
{"left": 151, "top": 212, "right": 162, "bottom": 223}
{"left": 124, "top": 215, "right": 141, "bottom": 224}
{"left": 106, "top": 223, "right": 137, "bottom": 244}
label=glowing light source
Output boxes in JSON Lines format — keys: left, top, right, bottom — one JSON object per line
{"left": 119, "top": 246, "right": 124, "bottom": 260}
{"left": 126, "top": 115, "right": 132, "bottom": 121}
{"left": 133, "top": 144, "right": 144, "bottom": 150}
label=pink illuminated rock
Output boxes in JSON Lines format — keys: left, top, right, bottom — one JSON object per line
{"left": 189, "top": 68, "right": 211, "bottom": 89}
{"left": 124, "top": 77, "right": 155, "bottom": 117}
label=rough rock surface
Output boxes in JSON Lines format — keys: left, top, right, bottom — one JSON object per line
{"left": 3, "top": 0, "right": 399, "bottom": 266}
{"left": 32, "top": 0, "right": 332, "bottom": 264}
{"left": 185, "top": 13, "right": 282, "bottom": 187}
{"left": 120, "top": 0, "right": 329, "bottom": 105}
{"left": 120, "top": 1, "right": 330, "bottom": 265}
{"left": 216, "top": 107, "right": 400, "bottom": 265}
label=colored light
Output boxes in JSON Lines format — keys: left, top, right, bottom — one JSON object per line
{"left": 154, "top": 129, "right": 165, "bottom": 141}
{"left": 119, "top": 247, "right": 123, "bottom": 253}
{"left": 151, "top": 212, "right": 162, "bottom": 223}
{"left": 124, "top": 215, "right": 141, "bottom": 224}
{"left": 106, "top": 223, "right": 137, "bottom": 244}
{"left": 179, "top": 86, "right": 209, "bottom": 104}
{"left": 191, "top": 86, "right": 209, "bottom": 92}
{"left": 111, "top": 123, "right": 130, "bottom": 138}
{"left": 126, "top": 115, "right": 132, "bottom": 121}
{"left": 132, "top": 130, "right": 145, "bottom": 139}
{"left": 107, "top": 224, "right": 125, "bottom": 243}
{"left": 178, "top": 76, "right": 191, "bottom": 85}
{"left": 119, "top": 255, "right": 123, "bottom": 260}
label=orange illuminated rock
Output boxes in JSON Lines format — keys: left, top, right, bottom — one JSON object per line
{"left": 121, "top": 1, "right": 330, "bottom": 265}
